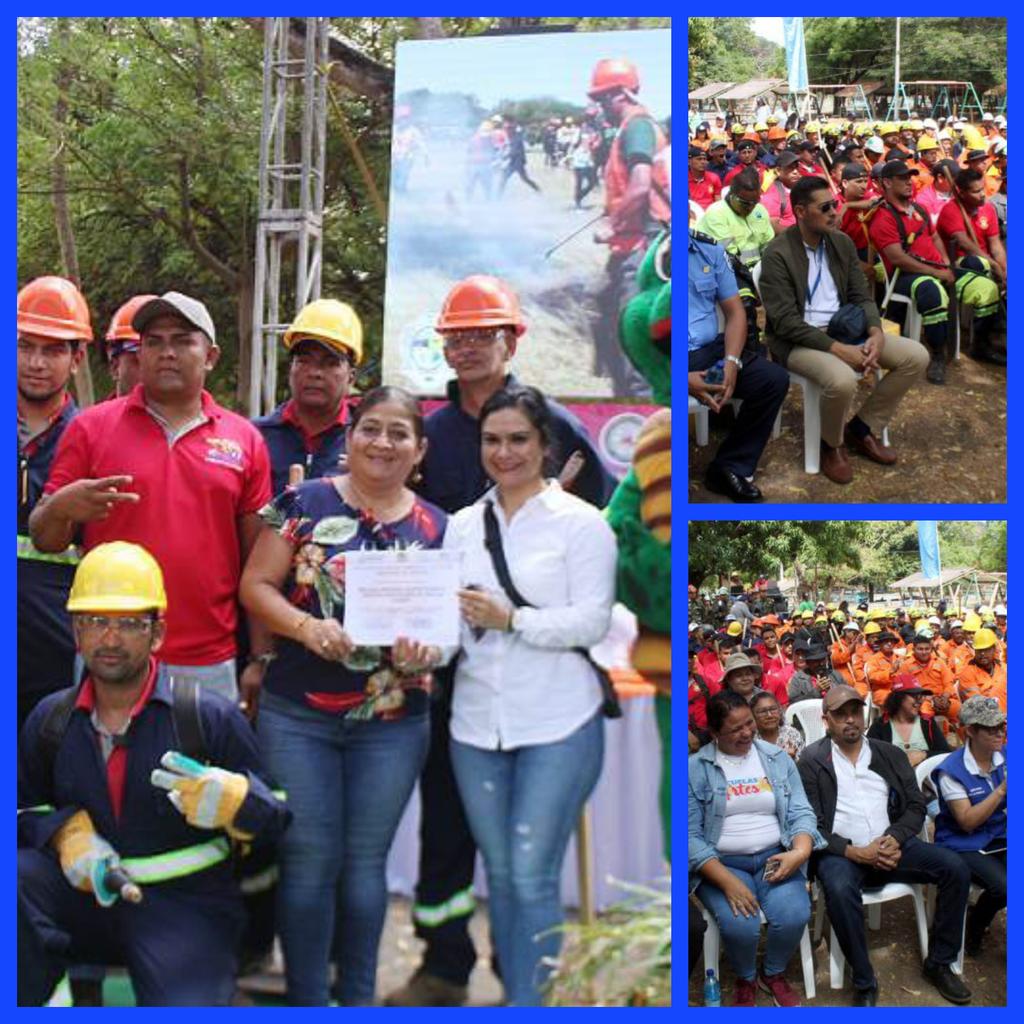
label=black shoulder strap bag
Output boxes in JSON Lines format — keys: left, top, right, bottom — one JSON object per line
{"left": 482, "top": 501, "right": 622, "bottom": 719}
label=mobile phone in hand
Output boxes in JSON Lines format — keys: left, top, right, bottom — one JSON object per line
{"left": 763, "top": 858, "right": 781, "bottom": 881}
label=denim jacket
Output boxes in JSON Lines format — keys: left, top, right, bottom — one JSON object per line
{"left": 689, "top": 738, "right": 826, "bottom": 892}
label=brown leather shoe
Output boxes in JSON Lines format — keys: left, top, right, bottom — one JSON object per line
{"left": 844, "top": 426, "right": 898, "bottom": 465}
{"left": 820, "top": 442, "right": 853, "bottom": 484}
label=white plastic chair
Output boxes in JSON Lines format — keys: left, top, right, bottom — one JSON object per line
{"left": 700, "top": 903, "right": 816, "bottom": 1001}
{"left": 881, "top": 263, "right": 960, "bottom": 360}
{"left": 750, "top": 263, "right": 889, "bottom": 474}
{"left": 689, "top": 394, "right": 710, "bottom": 446}
{"left": 784, "top": 699, "right": 827, "bottom": 745}
{"left": 812, "top": 878, "right": 931, "bottom": 989}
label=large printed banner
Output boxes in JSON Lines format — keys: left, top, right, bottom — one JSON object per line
{"left": 382, "top": 28, "right": 671, "bottom": 401}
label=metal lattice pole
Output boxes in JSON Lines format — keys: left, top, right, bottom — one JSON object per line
{"left": 250, "top": 18, "right": 329, "bottom": 416}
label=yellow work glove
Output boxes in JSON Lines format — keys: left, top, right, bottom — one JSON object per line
{"left": 150, "top": 751, "right": 251, "bottom": 840}
{"left": 52, "top": 809, "right": 124, "bottom": 907}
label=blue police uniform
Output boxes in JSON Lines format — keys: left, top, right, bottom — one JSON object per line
{"left": 688, "top": 231, "right": 789, "bottom": 479}
{"left": 18, "top": 397, "right": 80, "bottom": 731}
{"left": 17, "top": 664, "right": 291, "bottom": 1006}
{"left": 405, "top": 373, "right": 615, "bottom": 988}
{"left": 253, "top": 400, "right": 348, "bottom": 498}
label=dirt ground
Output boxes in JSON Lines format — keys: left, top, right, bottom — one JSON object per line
{"left": 688, "top": 346, "right": 1007, "bottom": 505}
{"left": 688, "top": 894, "right": 1006, "bottom": 1007}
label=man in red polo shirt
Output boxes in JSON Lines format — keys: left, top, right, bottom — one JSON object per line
{"left": 723, "top": 139, "right": 765, "bottom": 188}
{"left": 29, "top": 292, "right": 272, "bottom": 704}
{"left": 688, "top": 145, "right": 721, "bottom": 210}
{"left": 935, "top": 167, "right": 1006, "bottom": 365}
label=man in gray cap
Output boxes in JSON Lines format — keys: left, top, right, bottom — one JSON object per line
{"left": 798, "top": 685, "right": 973, "bottom": 1006}
{"left": 30, "top": 292, "right": 273, "bottom": 705}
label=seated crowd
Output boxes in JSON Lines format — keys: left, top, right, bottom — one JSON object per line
{"left": 688, "top": 596, "right": 1008, "bottom": 1006}
{"left": 688, "top": 113, "right": 1006, "bottom": 499}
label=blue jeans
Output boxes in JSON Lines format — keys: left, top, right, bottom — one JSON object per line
{"left": 696, "top": 846, "right": 811, "bottom": 981}
{"left": 257, "top": 691, "right": 429, "bottom": 1005}
{"left": 450, "top": 713, "right": 605, "bottom": 1006}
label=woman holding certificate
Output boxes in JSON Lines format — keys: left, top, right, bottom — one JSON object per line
{"left": 442, "top": 385, "right": 617, "bottom": 1006}
{"left": 240, "top": 386, "right": 447, "bottom": 1006}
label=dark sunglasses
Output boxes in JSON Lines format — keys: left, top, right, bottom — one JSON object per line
{"left": 815, "top": 200, "right": 838, "bottom": 213}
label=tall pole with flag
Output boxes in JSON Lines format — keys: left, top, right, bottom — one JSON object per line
{"left": 917, "top": 522, "right": 942, "bottom": 602}
{"left": 782, "top": 18, "right": 809, "bottom": 118}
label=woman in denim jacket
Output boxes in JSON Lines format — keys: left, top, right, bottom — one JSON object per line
{"left": 689, "top": 690, "right": 825, "bottom": 1006}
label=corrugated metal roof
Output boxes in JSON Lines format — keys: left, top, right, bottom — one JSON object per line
{"left": 716, "top": 78, "right": 788, "bottom": 101}
{"left": 689, "top": 82, "right": 734, "bottom": 101}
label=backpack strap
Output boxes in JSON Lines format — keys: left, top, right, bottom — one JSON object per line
{"left": 168, "top": 675, "right": 208, "bottom": 764}
{"left": 774, "top": 179, "right": 789, "bottom": 218}
{"left": 37, "top": 686, "right": 81, "bottom": 799}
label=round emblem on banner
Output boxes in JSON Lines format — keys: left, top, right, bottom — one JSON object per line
{"left": 599, "top": 411, "right": 648, "bottom": 474}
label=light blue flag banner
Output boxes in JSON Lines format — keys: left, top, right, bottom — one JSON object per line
{"left": 917, "top": 521, "right": 941, "bottom": 582}
{"left": 782, "top": 18, "right": 808, "bottom": 94}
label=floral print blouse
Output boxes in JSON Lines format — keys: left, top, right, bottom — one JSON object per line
{"left": 259, "top": 478, "right": 447, "bottom": 720}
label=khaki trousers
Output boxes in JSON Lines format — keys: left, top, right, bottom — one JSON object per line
{"left": 785, "top": 335, "right": 929, "bottom": 448}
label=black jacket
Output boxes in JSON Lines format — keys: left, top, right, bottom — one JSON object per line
{"left": 797, "top": 735, "right": 926, "bottom": 858}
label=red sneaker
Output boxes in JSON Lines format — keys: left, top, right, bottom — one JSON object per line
{"left": 733, "top": 978, "right": 758, "bottom": 1006}
{"left": 758, "top": 971, "right": 801, "bottom": 1007}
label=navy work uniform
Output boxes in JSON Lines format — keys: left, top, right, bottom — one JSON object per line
{"left": 688, "top": 230, "right": 789, "bottom": 480}
{"left": 410, "top": 374, "right": 615, "bottom": 987}
{"left": 18, "top": 394, "right": 80, "bottom": 732}
{"left": 18, "top": 662, "right": 291, "bottom": 1006}
{"left": 253, "top": 398, "right": 349, "bottom": 498}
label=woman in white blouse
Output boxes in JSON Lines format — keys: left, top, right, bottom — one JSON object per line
{"left": 442, "top": 385, "right": 617, "bottom": 1006}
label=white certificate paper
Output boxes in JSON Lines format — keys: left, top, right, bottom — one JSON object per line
{"left": 343, "top": 549, "right": 460, "bottom": 647}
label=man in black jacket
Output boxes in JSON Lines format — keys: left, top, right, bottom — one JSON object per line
{"left": 797, "top": 685, "right": 972, "bottom": 1006}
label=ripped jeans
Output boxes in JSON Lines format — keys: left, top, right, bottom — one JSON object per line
{"left": 450, "top": 714, "right": 604, "bottom": 1005}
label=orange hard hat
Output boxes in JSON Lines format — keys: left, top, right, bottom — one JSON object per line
{"left": 436, "top": 276, "right": 526, "bottom": 336}
{"left": 587, "top": 57, "right": 639, "bottom": 99}
{"left": 17, "top": 276, "right": 93, "bottom": 342}
{"left": 767, "top": 126, "right": 788, "bottom": 141}
{"left": 106, "top": 294, "right": 159, "bottom": 344}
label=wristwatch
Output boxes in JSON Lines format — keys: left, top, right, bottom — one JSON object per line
{"left": 725, "top": 354, "right": 744, "bottom": 371}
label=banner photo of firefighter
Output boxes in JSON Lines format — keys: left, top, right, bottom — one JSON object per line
{"left": 381, "top": 28, "right": 671, "bottom": 400}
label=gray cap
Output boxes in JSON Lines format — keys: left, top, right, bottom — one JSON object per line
{"left": 132, "top": 291, "right": 217, "bottom": 345}
{"left": 823, "top": 684, "right": 866, "bottom": 712}
{"left": 960, "top": 695, "right": 1007, "bottom": 728}
{"left": 776, "top": 151, "right": 799, "bottom": 169}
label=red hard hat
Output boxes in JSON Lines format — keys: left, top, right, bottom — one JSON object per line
{"left": 436, "top": 276, "right": 526, "bottom": 336}
{"left": 106, "top": 294, "right": 159, "bottom": 344}
{"left": 587, "top": 57, "right": 640, "bottom": 99}
{"left": 17, "top": 276, "right": 93, "bottom": 342}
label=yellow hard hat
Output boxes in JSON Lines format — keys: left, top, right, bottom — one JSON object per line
{"left": 831, "top": 611, "right": 845, "bottom": 623}
{"left": 916, "top": 135, "right": 939, "bottom": 152}
{"left": 755, "top": 121, "right": 768, "bottom": 132}
{"left": 67, "top": 542, "right": 167, "bottom": 613}
{"left": 962, "top": 612, "right": 982, "bottom": 632}
{"left": 726, "top": 621, "right": 743, "bottom": 637}
{"left": 814, "top": 615, "right": 828, "bottom": 624}
{"left": 826, "top": 602, "right": 837, "bottom": 611}
{"left": 867, "top": 609, "right": 885, "bottom": 621}
{"left": 973, "top": 628, "right": 998, "bottom": 652}
{"left": 283, "top": 299, "right": 363, "bottom": 365}
{"left": 914, "top": 619, "right": 929, "bottom": 632}
{"left": 854, "top": 609, "right": 867, "bottom": 619}
{"left": 806, "top": 121, "right": 820, "bottom": 132}
{"left": 882, "top": 123, "right": 900, "bottom": 137}
{"left": 864, "top": 622, "right": 881, "bottom": 636}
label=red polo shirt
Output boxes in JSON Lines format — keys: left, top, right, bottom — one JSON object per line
{"left": 936, "top": 199, "right": 999, "bottom": 257}
{"left": 837, "top": 199, "right": 871, "bottom": 251}
{"left": 688, "top": 171, "right": 721, "bottom": 211}
{"left": 280, "top": 397, "right": 349, "bottom": 452}
{"left": 45, "top": 386, "right": 272, "bottom": 665}
{"left": 76, "top": 658, "right": 159, "bottom": 819}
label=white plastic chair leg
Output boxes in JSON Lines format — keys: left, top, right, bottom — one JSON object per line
{"left": 799, "top": 924, "right": 816, "bottom": 1000}
{"left": 867, "top": 903, "right": 881, "bottom": 931}
{"left": 702, "top": 907, "right": 720, "bottom": 979}
{"left": 800, "top": 378, "right": 822, "bottom": 474}
{"left": 772, "top": 404, "right": 783, "bottom": 439}
{"left": 911, "top": 889, "right": 930, "bottom": 963}
{"left": 829, "top": 926, "right": 846, "bottom": 989}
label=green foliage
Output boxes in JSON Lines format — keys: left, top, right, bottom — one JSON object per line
{"left": 545, "top": 879, "right": 670, "bottom": 1007}
{"left": 803, "top": 17, "right": 1006, "bottom": 93}
{"left": 688, "top": 18, "right": 785, "bottom": 91}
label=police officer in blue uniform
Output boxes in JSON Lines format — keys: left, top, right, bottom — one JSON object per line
{"left": 688, "top": 230, "right": 789, "bottom": 502}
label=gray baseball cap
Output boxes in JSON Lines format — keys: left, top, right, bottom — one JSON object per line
{"left": 132, "top": 291, "right": 217, "bottom": 344}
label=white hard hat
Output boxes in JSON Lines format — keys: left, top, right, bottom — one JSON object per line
{"left": 982, "top": 111, "right": 994, "bottom": 121}
{"left": 995, "top": 115, "right": 1007, "bottom": 125}
{"left": 923, "top": 118, "right": 939, "bottom": 130}
{"left": 994, "top": 604, "right": 1007, "bottom": 616}
{"left": 937, "top": 129, "right": 952, "bottom": 141}
{"left": 951, "top": 619, "right": 964, "bottom": 628}
{"left": 865, "top": 136, "right": 885, "bottom": 154}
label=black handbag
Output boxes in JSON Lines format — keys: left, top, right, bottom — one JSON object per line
{"left": 826, "top": 302, "right": 868, "bottom": 344}
{"left": 482, "top": 501, "right": 622, "bottom": 719}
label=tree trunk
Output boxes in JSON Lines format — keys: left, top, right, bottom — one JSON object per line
{"left": 415, "top": 18, "right": 446, "bottom": 39}
{"left": 53, "top": 18, "right": 95, "bottom": 407}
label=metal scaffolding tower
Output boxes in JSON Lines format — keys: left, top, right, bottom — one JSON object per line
{"left": 249, "top": 18, "right": 329, "bottom": 416}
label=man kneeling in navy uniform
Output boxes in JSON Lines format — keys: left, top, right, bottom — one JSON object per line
{"left": 18, "top": 542, "right": 290, "bottom": 1006}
